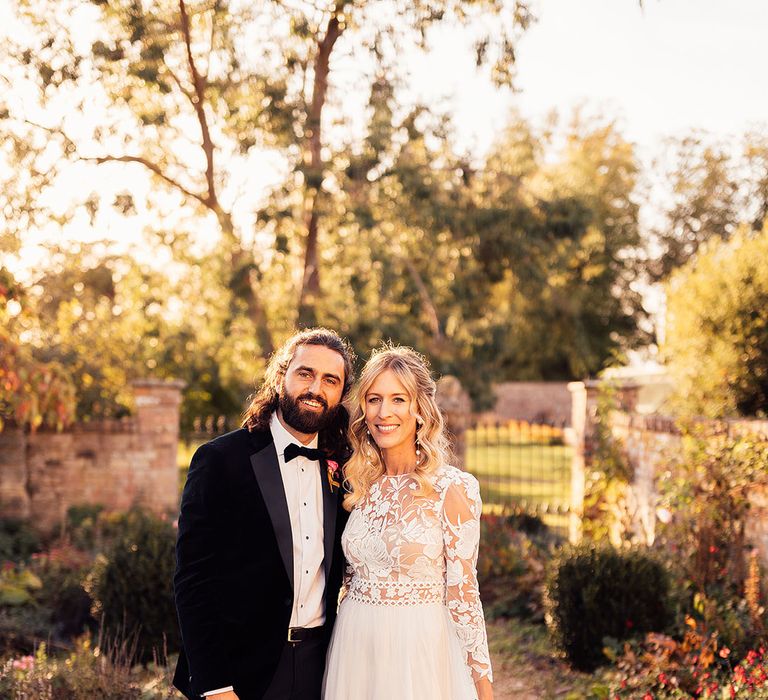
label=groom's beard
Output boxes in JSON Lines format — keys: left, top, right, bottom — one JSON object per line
{"left": 278, "top": 389, "right": 340, "bottom": 435}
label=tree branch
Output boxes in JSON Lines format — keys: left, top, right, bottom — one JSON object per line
{"left": 402, "top": 254, "right": 443, "bottom": 342}
{"left": 162, "top": 57, "right": 194, "bottom": 103}
{"left": 179, "top": 0, "right": 216, "bottom": 208}
{"left": 82, "top": 154, "right": 208, "bottom": 206}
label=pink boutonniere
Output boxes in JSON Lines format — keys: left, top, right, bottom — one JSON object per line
{"left": 326, "top": 460, "right": 342, "bottom": 494}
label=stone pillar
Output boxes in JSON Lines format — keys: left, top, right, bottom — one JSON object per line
{"left": 0, "top": 427, "right": 30, "bottom": 518}
{"left": 436, "top": 376, "right": 472, "bottom": 469}
{"left": 132, "top": 379, "right": 185, "bottom": 513}
{"left": 567, "top": 380, "right": 601, "bottom": 544}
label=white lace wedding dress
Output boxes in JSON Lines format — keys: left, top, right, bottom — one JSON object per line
{"left": 322, "top": 464, "right": 492, "bottom": 700}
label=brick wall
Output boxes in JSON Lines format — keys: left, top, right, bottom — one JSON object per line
{"left": 0, "top": 379, "right": 183, "bottom": 533}
{"left": 479, "top": 381, "right": 572, "bottom": 425}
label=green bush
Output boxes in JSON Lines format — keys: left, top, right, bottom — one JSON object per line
{"left": 33, "top": 543, "right": 95, "bottom": 640}
{"left": 545, "top": 544, "right": 671, "bottom": 671}
{"left": 87, "top": 509, "right": 179, "bottom": 663}
{"left": 0, "top": 518, "right": 42, "bottom": 563}
{"left": 478, "top": 513, "right": 555, "bottom": 621}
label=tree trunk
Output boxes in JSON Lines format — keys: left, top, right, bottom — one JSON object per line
{"left": 297, "top": 9, "right": 344, "bottom": 327}
{"left": 216, "top": 208, "right": 274, "bottom": 356}
{"left": 297, "top": 201, "right": 320, "bottom": 327}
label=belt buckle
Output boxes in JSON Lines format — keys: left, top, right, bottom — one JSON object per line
{"left": 287, "top": 627, "right": 301, "bottom": 644}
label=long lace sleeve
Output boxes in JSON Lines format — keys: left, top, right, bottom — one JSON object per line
{"left": 441, "top": 471, "right": 493, "bottom": 684}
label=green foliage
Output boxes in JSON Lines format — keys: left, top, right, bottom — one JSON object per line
{"left": 0, "top": 518, "right": 42, "bottom": 563}
{"left": 655, "top": 433, "right": 768, "bottom": 655}
{"left": 32, "top": 543, "right": 94, "bottom": 640}
{"left": 1, "top": 268, "right": 76, "bottom": 432}
{"left": 581, "top": 385, "right": 635, "bottom": 544}
{"left": 13, "top": 245, "right": 256, "bottom": 425}
{"left": 0, "top": 566, "right": 42, "bottom": 607}
{"left": 664, "top": 224, "right": 768, "bottom": 417}
{"left": 545, "top": 544, "right": 670, "bottom": 671}
{"left": 86, "top": 509, "right": 179, "bottom": 663}
{"left": 478, "top": 512, "right": 555, "bottom": 621}
{"left": 650, "top": 136, "right": 740, "bottom": 279}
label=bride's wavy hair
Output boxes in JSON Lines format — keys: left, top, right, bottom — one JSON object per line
{"left": 343, "top": 345, "right": 452, "bottom": 512}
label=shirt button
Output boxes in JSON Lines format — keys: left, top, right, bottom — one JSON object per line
{"left": 306, "top": 570, "right": 309, "bottom": 574}
{"left": 306, "top": 536, "right": 309, "bottom": 540}
{"left": 303, "top": 502, "right": 307, "bottom": 506}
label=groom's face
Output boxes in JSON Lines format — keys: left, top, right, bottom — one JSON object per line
{"left": 278, "top": 344, "right": 346, "bottom": 437}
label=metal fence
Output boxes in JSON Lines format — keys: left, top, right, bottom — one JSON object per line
{"left": 178, "top": 415, "right": 574, "bottom": 536}
{"left": 464, "top": 419, "right": 572, "bottom": 536}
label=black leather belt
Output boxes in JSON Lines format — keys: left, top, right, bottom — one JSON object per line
{"left": 287, "top": 625, "right": 326, "bottom": 644}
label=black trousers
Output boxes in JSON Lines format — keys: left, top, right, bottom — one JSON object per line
{"left": 260, "top": 635, "right": 327, "bottom": 700}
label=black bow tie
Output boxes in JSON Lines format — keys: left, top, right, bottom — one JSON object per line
{"left": 284, "top": 443, "right": 324, "bottom": 463}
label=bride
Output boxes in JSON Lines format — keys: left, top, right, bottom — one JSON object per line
{"left": 323, "top": 346, "right": 493, "bottom": 700}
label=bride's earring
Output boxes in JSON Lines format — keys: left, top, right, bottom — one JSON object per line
{"left": 415, "top": 418, "right": 424, "bottom": 463}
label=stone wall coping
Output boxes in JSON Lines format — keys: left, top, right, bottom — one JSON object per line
{"left": 609, "top": 412, "right": 768, "bottom": 438}
{"left": 131, "top": 378, "right": 186, "bottom": 389}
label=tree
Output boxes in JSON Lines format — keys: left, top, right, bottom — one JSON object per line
{"left": 664, "top": 224, "right": 768, "bottom": 417}
{"left": 0, "top": 267, "right": 76, "bottom": 432}
{"left": 649, "top": 135, "right": 740, "bottom": 280}
{"left": 14, "top": 243, "right": 261, "bottom": 426}
{"left": 475, "top": 113, "right": 650, "bottom": 383}
{"left": 5, "top": 0, "right": 534, "bottom": 344}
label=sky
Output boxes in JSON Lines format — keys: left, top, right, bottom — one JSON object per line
{"left": 413, "top": 0, "right": 768, "bottom": 159}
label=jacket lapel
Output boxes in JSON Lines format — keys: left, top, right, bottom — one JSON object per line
{"left": 320, "top": 459, "right": 337, "bottom": 581}
{"left": 250, "top": 442, "right": 294, "bottom": 592}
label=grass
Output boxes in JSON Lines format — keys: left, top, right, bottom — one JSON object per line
{"left": 465, "top": 426, "right": 573, "bottom": 535}
{"left": 487, "top": 618, "right": 609, "bottom": 699}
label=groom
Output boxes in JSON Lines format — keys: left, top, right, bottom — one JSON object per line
{"left": 173, "top": 328, "right": 355, "bottom": 700}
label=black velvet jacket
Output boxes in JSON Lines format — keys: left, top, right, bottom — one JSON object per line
{"left": 173, "top": 426, "right": 349, "bottom": 700}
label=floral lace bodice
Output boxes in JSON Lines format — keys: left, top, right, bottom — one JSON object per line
{"left": 341, "top": 464, "right": 492, "bottom": 683}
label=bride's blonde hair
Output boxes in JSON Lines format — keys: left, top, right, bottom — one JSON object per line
{"left": 343, "top": 345, "right": 452, "bottom": 511}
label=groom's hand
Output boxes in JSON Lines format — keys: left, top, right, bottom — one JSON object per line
{"left": 207, "top": 693, "right": 239, "bottom": 700}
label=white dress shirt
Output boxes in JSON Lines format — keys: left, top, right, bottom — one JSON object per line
{"left": 203, "top": 414, "right": 326, "bottom": 697}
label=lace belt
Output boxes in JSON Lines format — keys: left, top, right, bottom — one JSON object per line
{"left": 345, "top": 578, "right": 445, "bottom": 606}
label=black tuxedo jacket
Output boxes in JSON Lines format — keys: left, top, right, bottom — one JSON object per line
{"left": 173, "top": 426, "right": 349, "bottom": 700}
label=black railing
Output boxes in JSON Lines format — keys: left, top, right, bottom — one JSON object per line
{"left": 178, "top": 415, "right": 574, "bottom": 536}
{"left": 464, "top": 420, "right": 572, "bottom": 536}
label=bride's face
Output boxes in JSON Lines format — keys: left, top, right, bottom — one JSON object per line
{"left": 363, "top": 369, "right": 418, "bottom": 458}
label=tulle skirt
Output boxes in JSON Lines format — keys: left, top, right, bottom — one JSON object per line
{"left": 322, "top": 597, "right": 477, "bottom": 700}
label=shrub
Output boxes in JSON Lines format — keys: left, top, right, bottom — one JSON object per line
{"left": 87, "top": 509, "right": 179, "bottom": 663}
{"left": 545, "top": 544, "right": 671, "bottom": 670}
{"left": 32, "top": 544, "right": 94, "bottom": 639}
{"left": 0, "top": 518, "right": 42, "bottom": 563}
{"left": 478, "top": 512, "right": 555, "bottom": 621}
{"left": 0, "top": 636, "right": 178, "bottom": 699}
{"left": 608, "top": 622, "right": 768, "bottom": 698}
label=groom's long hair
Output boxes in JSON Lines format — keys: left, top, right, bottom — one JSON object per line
{"left": 242, "top": 328, "right": 356, "bottom": 458}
